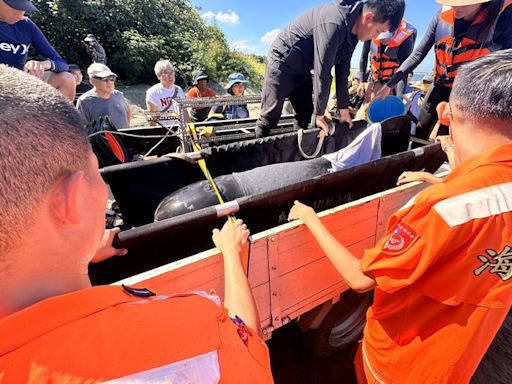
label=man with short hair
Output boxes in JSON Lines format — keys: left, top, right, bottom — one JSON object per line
{"left": 0, "top": 0, "right": 76, "bottom": 101}
{"left": 288, "top": 49, "right": 512, "bottom": 383}
{"left": 0, "top": 64, "right": 273, "bottom": 383}
{"left": 357, "top": 19, "right": 417, "bottom": 101}
{"left": 146, "top": 59, "right": 189, "bottom": 126}
{"left": 77, "top": 63, "right": 131, "bottom": 129}
{"left": 255, "top": 0, "right": 405, "bottom": 138}
{"left": 68, "top": 64, "right": 92, "bottom": 104}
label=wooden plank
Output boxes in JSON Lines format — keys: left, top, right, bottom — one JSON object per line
{"left": 277, "top": 237, "right": 375, "bottom": 312}
{"left": 375, "top": 182, "right": 429, "bottom": 239}
{"left": 115, "top": 180, "right": 430, "bottom": 337}
{"left": 277, "top": 216, "right": 378, "bottom": 276}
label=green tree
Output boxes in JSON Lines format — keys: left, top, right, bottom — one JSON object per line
{"left": 30, "top": 0, "right": 264, "bottom": 88}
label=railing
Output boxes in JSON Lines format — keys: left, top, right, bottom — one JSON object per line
{"left": 177, "top": 95, "right": 263, "bottom": 151}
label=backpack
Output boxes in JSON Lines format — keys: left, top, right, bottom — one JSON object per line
{"left": 86, "top": 116, "right": 132, "bottom": 168}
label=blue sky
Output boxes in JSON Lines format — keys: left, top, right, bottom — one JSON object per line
{"left": 193, "top": 0, "right": 440, "bottom": 73}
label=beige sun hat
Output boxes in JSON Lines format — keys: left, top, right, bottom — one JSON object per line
{"left": 87, "top": 63, "right": 117, "bottom": 79}
{"left": 436, "top": 0, "right": 492, "bottom": 6}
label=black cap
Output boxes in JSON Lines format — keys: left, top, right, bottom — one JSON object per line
{"left": 68, "top": 64, "right": 81, "bottom": 72}
{"left": 193, "top": 70, "right": 209, "bottom": 85}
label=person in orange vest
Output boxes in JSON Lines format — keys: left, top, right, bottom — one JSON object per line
{"left": 0, "top": 65, "right": 273, "bottom": 383}
{"left": 377, "top": 0, "right": 512, "bottom": 140}
{"left": 288, "top": 49, "right": 512, "bottom": 383}
{"left": 357, "top": 20, "right": 417, "bottom": 105}
{"left": 187, "top": 70, "right": 217, "bottom": 122}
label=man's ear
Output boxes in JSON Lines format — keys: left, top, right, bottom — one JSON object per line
{"left": 363, "top": 11, "right": 375, "bottom": 26}
{"left": 437, "top": 102, "right": 451, "bottom": 126}
{"left": 48, "top": 171, "right": 85, "bottom": 226}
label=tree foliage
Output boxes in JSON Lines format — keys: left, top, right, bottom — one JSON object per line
{"left": 30, "top": 0, "right": 265, "bottom": 88}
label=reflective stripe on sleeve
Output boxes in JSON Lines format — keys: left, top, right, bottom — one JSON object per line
{"left": 434, "top": 182, "right": 512, "bottom": 227}
{"left": 362, "top": 341, "right": 388, "bottom": 384}
{"left": 102, "top": 350, "right": 221, "bottom": 383}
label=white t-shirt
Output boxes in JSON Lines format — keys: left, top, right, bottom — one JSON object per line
{"left": 145, "top": 83, "right": 185, "bottom": 125}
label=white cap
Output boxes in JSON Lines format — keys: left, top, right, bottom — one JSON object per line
{"left": 87, "top": 63, "right": 117, "bottom": 79}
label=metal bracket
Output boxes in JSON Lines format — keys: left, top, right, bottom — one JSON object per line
{"left": 177, "top": 95, "right": 262, "bottom": 152}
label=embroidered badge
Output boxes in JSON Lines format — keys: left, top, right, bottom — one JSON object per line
{"left": 474, "top": 246, "right": 512, "bottom": 281}
{"left": 232, "top": 315, "right": 250, "bottom": 345}
{"left": 382, "top": 222, "right": 418, "bottom": 253}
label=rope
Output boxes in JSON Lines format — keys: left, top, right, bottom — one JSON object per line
{"left": 188, "top": 124, "right": 250, "bottom": 274}
{"left": 143, "top": 126, "right": 174, "bottom": 159}
{"left": 297, "top": 124, "right": 335, "bottom": 159}
{"left": 87, "top": 130, "right": 181, "bottom": 140}
{"left": 188, "top": 123, "right": 251, "bottom": 275}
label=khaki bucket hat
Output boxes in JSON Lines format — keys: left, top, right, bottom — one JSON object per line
{"left": 436, "top": 0, "right": 492, "bottom": 6}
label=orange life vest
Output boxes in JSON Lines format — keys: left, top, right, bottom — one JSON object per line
{"left": 0, "top": 285, "right": 274, "bottom": 383}
{"left": 434, "top": 0, "right": 512, "bottom": 88}
{"left": 370, "top": 20, "right": 416, "bottom": 82}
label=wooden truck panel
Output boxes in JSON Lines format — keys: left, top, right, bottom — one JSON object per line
{"left": 116, "top": 181, "right": 429, "bottom": 337}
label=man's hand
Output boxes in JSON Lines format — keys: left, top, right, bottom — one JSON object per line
{"left": 23, "top": 60, "right": 51, "bottom": 78}
{"left": 397, "top": 171, "right": 442, "bottom": 186}
{"left": 90, "top": 228, "right": 128, "bottom": 263}
{"left": 337, "top": 108, "right": 353, "bottom": 128}
{"left": 436, "top": 135, "right": 458, "bottom": 168}
{"left": 215, "top": 219, "right": 261, "bottom": 336}
{"left": 288, "top": 200, "right": 317, "bottom": 224}
{"left": 212, "top": 219, "right": 249, "bottom": 259}
{"left": 375, "top": 85, "right": 392, "bottom": 100}
{"left": 315, "top": 115, "right": 331, "bottom": 138}
{"left": 357, "top": 82, "right": 366, "bottom": 97}
{"left": 436, "top": 135, "right": 454, "bottom": 153}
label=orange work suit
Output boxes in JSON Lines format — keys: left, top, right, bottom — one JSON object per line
{"left": 0, "top": 285, "right": 273, "bottom": 383}
{"left": 359, "top": 143, "right": 512, "bottom": 383}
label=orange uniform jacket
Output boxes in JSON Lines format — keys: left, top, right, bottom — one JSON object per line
{"left": 435, "top": 0, "right": 512, "bottom": 88}
{"left": 0, "top": 285, "right": 273, "bottom": 383}
{"left": 360, "top": 144, "right": 512, "bottom": 383}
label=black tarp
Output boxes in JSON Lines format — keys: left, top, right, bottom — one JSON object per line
{"left": 91, "top": 140, "right": 446, "bottom": 284}
{"left": 102, "top": 119, "right": 373, "bottom": 226}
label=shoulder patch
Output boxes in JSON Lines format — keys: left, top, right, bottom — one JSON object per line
{"left": 122, "top": 284, "right": 156, "bottom": 298}
{"left": 382, "top": 221, "right": 418, "bottom": 254}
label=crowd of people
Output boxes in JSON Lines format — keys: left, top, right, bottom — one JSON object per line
{"left": 1, "top": 0, "right": 512, "bottom": 382}
{"left": 0, "top": 0, "right": 254, "bottom": 132}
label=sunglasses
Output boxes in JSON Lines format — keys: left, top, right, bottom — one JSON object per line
{"left": 93, "top": 75, "right": 117, "bottom": 82}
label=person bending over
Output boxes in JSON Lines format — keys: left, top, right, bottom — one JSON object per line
{"left": 255, "top": 0, "right": 405, "bottom": 138}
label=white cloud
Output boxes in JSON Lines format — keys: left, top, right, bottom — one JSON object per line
{"left": 216, "top": 10, "right": 240, "bottom": 24}
{"left": 230, "top": 40, "right": 258, "bottom": 54}
{"left": 261, "top": 29, "right": 281, "bottom": 46}
{"left": 201, "top": 10, "right": 240, "bottom": 24}
{"left": 201, "top": 11, "right": 216, "bottom": 20}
